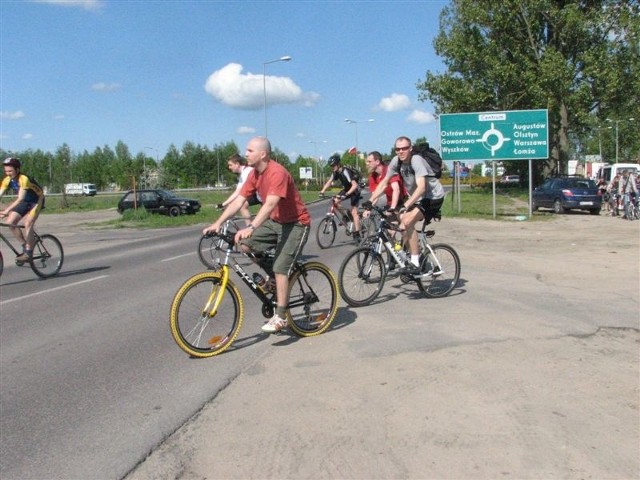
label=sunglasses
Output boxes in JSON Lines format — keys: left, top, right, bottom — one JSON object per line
{"left": 395, "top": 146, "right": 411, "bottom": 152}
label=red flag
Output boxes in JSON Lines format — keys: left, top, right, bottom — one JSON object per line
{"left": 348, "top": 146, "right": 357, "bottom": 155}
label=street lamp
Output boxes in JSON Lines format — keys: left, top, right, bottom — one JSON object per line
{"left": 263, "top": 55, "right": 292, "bottom": 138}
{"left": 606, "top": 117, "right": 635, "bottom": 163}
{"left": 309, "top": 140, "right": 327, "bottom": 182}
{"left": 344, "top": 118, "right": 374, "bottom": 170}
{"left": 144, "top": 146, "right": 158, "bottom": 188}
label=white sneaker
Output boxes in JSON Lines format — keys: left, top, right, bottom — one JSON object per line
{"left": 261, "top": 314, "right": 287, "bottom": 333}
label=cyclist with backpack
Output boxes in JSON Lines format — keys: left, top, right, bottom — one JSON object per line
{"left": 0, "top": 157, "right": 46, "bottom": 262}
{"left": 365, "top": 136, "right": 445, "bottom": 274}
{"left": 319, "top": 153, "right": 363, "bottom": 242}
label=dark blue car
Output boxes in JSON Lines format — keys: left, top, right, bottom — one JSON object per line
{"left": 532, "top": 177, "right": 602, "bottom": 215}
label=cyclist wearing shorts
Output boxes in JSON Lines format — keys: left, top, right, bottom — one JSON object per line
{"left": 366, "top": 136, "right": 445, "bottom": 273}
{"left": 217, "top": 153, "right": 261, "bottom": 225}
{"left": 0, "top": 157, "right": 45, "bottom": 262}
{"left": 203, "top": 137, "right": 311, "bottom": 334}
{"left": 319, "top": 153, "right": 362, "bottom": 242}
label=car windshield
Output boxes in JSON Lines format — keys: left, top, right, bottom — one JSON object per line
{"left": 157, "top": 190, "right": 176, "bottom": 199}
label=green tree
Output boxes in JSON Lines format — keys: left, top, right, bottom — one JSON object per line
{"left": 418, "top": 0, "right": 640, "bottom": 179}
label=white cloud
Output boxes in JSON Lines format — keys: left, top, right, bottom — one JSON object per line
{"left": 204, "top": 63, "right": 319, "bottom": 110}
{"left": 377, "top": 93, "right": 411, "bottom": 112}
{"left": 237, "top": 126, "right": 256, "bottom": 135}
{"left": 407, "top": 109, "right": 437, "bottom": 124}
{"left": 32, "top": 0, "right": 104, "bottom": 11}
{"left": 1, "top": 110, "right": 26, "bottom": 120}
{"left": 54, "top": 114, "right": 65, "bottom": 120}
{"left": 22, "top": 133, "right": 34, "bottom": 140}
{"left": 91, "top": 82, "right": 121, "bottom": 92}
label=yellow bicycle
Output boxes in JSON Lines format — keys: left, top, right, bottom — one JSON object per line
{"left": 170, "top": 231, "right": 339, "bottom": 358}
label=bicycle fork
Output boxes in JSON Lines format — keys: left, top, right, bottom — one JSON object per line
{"left": 203, "top": 266, "right": 231, "bottom": 318}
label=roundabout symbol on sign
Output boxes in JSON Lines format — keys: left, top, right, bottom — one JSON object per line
{"left": 476, "top": 122, "right": 511, "bottom": 157}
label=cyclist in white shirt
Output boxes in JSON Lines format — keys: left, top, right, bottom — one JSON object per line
{"left": 218, "top": 153, "right": 261, "bottom": 225}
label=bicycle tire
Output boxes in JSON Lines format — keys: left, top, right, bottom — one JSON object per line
{"left": 286, "top": 262, "right": 339, "bottom": 337}
{"left": 197, "top": 234, "right": 227, "bottom": 270}
{"left": 30, "top": 234, "right": 64, "bottom": 278}
{"left": 316, "top": 217, "right": 337, "bottom": 249}
{"left": 416, "top": 243, "right": 460, "bottom": 298}
{"left": 338, "top": 246, "right": 387, "bottom": 307}
{"left": 170, "top": 271, "right": 244, "bottom": 358}
{"left": 0, "top": 250, "right": 3, "bottom": 277}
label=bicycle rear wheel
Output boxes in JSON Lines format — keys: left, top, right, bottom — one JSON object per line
{"left": 416, "top": 244, "right": 460, "bottom": 298}
{"left": 316, "top": 217, "right": 337, "bottom": 249}
{"left": 30, "top": 234, "right": 64, "bottom": 278}
{"left": 338, "top": 247, "right": 386, "bottom": 307}
{"left": 170, "top": 272, "right": 244, "bottom": 357}
{"left": 286, "top": 262, "right": 339, "bottom": 337}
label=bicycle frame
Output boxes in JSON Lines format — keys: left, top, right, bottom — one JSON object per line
{"left": 203, "top": 234, "right": 275, "bottom": 314}
{"left": 323, "top": 197, "right": 351, "bottom": 227}
{"left": 366, "top": 210, "right": 446, "bottom": 280}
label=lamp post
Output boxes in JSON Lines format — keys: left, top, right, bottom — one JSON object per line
{"left": 344, "top": 118, "right": 374, "bottom": 170}
{"left": 309, "top": 140, "right": 327, "bottom": 183}
{"left": 263, "top": 56, "right": 292, "bottom": 138}
{"left": 606, "top": 117, "right": 635, "bottom": 163}
{"left": 144, "top": 146, "right": 158, "bottom": 188}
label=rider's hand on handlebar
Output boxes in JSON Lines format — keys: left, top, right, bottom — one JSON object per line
{"left": 361, "top": 200, "right": 372, "bottom": 210}
{"left": 216, "top": 203, "right": 224, "bottom": 210}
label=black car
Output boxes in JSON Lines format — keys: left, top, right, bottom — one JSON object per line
{"left": 117, "top": 189, "right": 201, "bottom": 216}
{"left": 532, "top": 177, "right": 601, "bottom": 215}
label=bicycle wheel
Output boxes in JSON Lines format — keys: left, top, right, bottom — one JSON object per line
{"left": 316, "top": 217, "right": 337, "bottom": 249}
{"left": 338, "top": 247, "right": 386, "bottom": 307}
{"left": 170, "top": 272, "right": 244, "bottom": 358}
{"left": 0, "top": 250, "right": 3, "bottom": 277}
{"left": 416, "top": 243, "right": 460, "bottom": 298}
{"left": 30, "top": 234, "right": 64, "bottom": 278}
{"left": 198, "top": 234, "right": 227, "bottom": 270}
{"left": 286, "top": 261, "right": 339, "bottom": 337}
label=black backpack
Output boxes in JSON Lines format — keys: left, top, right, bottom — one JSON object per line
{"left": 342, "top": 166, "right": 361, "bottom": 184}
{"left": 412, "top": 142, "right": 443, "bottom": 179}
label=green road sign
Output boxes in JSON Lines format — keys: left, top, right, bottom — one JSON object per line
{"left": 439, "top": 109, "right": 548, "bottom": 161}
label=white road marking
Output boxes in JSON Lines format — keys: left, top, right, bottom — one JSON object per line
{"left": 0, "top": 275, "right": 110, "bottom": 305}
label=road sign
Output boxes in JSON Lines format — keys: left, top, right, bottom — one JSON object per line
{"left": 439, "top": 109, "right": 548, "bottom": 161}
{"left": 299, "top": 167, "right": 313, "bottom": 179}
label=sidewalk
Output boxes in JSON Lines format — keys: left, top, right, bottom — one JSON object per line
{"left": 126, "top": 214, "right": 640, "bottom": 480}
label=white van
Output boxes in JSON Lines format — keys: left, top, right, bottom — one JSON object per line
{"left": 597, "top": 163, "right": 639, "bottom": 183}
{"left": 65, "top": 183, "right": 97, "bottom": 196}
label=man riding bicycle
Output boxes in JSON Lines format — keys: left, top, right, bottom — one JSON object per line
{"left": 0, "top": 157, "right": 45, "bottom": 262}
{"left": 203, "top": 137, "right": 311, "bottom": 334}
{"left": 319, "top": 153, "right": 362, "bottom": 242}
{"left": 366, "top": 136, "right": 445, "bottom": 273}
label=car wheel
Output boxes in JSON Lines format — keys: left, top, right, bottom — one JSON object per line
{"left": 553, "top": 199, "right": 565, "bottom": 214}
{"left": 168, "top": 206, "right": 181, "bottom": 217}
{"left": 117, "top": 208, "right": 124, "bottom": 214}
{"left": 590, "top": 208, "right": 601, "bottom": 215}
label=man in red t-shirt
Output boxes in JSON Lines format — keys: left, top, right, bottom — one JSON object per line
{"left": 204, "top": 136, "right": 310, "bottom": 333}
{"left": 365, "top": 151, "right": 405, "bottom": 211}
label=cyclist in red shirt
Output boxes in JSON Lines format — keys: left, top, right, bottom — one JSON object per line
{"left": 0, "top": 157, "right": 45, "bottom": 262}
{"left": 365, "top": 151, "right": 405, "bottom": 212}
{"left": 203, "top": 137, "right": 311, "bottom": 334}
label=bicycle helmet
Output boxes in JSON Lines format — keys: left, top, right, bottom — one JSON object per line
{"left": 328, "top": 154, "right": 341, "bottom": 167}
{"left": 3, "top": 157, "right": 21, "bottom": 169}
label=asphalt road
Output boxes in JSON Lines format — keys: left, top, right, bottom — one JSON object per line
{"left": 1, "top": 205, "right": 638, "bottom": 480}
{"left": 0, "top": 202, "right": 354, "bottom": 480}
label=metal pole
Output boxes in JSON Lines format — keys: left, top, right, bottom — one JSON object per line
{"left": 262, "top": 56, "right": 291, "bottom": 138}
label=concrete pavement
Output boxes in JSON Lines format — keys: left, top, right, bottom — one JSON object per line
{"left": 125, "top": 214, "right": 639, "bottom": 480}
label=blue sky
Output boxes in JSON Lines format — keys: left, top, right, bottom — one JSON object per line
{"left": 1, "top": 0, "right": 448, "bottom": 162}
